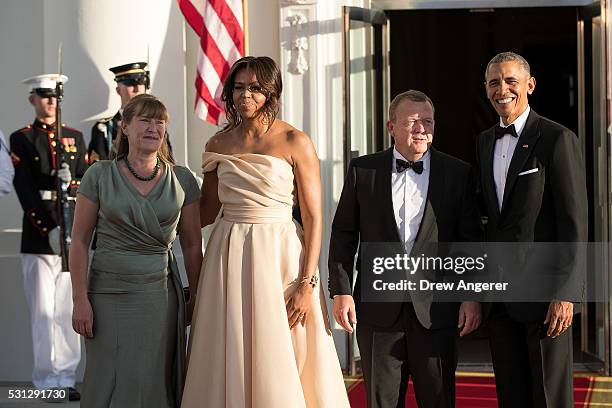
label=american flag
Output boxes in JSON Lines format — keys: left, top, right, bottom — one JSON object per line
{"left": 178, "top": 0, "right": 245, "bottom": 125}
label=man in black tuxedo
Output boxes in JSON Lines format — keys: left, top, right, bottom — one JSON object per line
{"left": 477, "top": 52, "right": 587, "bottom": 407}
{"left": 329, "top": 90, "right": 483, "bottom": 407}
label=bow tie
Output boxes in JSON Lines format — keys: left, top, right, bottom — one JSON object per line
{"left": 494, "top": 123, "right": 519, "bottom": 139}
{"left": 396, "top": 159, "right": 423, "bottom": 174}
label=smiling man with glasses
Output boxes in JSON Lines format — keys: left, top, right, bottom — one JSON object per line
{"left": 329, "top": 89, "right": 483, "bottom": 408}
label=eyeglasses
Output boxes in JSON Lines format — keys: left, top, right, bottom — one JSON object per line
{"left": 233, "top": 84, "right": 264, "bottom": 94}
{"left": 405, "top": 118, "right": 435, "bottom": 128}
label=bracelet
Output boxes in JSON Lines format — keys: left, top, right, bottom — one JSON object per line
{"left": 301, "top": 275, "right": 319, "bottom": 289}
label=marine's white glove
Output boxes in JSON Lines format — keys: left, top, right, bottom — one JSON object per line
{"left": 56, "top": 163, "right": 72, "bottom": 183}
{"left": 49, "top": 227, "right": 61, "bottom": 255}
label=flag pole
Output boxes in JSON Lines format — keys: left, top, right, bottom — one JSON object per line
{"left": 243, "top": 0, "right": 249, "bottom": 55}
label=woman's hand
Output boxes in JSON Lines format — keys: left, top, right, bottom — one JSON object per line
{"left": 72, "top": 296, "right": 94, "bottom": 338}
{"left": 285, "top": 281, "right": 314, "bottom": 329}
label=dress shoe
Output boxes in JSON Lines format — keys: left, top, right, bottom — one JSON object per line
{"left": 67, "top": 387, "right": 81, "bottom": 401}
{"left": 41, "top": 388, "right": 67, "bottom": 403}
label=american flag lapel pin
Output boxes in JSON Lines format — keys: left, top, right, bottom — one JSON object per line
{"left": 522, "top": 144, "right": 529, "bottom": 148}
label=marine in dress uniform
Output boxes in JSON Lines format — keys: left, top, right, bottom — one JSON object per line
{"left": 88, "top": 62, "right": 172, "bottom": 162}
{"left": 10, "top": 74, "right": 86, "bottom": 401}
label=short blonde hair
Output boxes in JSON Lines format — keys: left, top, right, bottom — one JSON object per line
{"left": 388, "top": 90, "right": 435, "bottom": 122}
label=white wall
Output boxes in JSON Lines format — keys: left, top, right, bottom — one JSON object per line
{"left": 278, "top": 0, "right": 371, "bottom": 369}
{"left": 0, "top": 0, "right": 44, "bottom": 230}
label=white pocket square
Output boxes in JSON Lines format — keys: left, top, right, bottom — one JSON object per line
{"left": 518, "top": 168, "right": 539, "bottom": 176}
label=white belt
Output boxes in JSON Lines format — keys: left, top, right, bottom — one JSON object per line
{"left": 39, "top": 190, "right": 55, "bottom": 200}
{"left": 39, "top": 190, "right": 76, "bottom": 201}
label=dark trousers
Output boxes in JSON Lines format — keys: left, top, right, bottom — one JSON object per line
{"left": 487, "top": 303, "right": 574, "bottom": 408}
{"left": 356, "top": 303, "right": 457, "bottom": 408}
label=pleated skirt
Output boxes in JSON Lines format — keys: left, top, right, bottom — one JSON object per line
{"left": 182, "top": 219, "right": 350, "bottom": 407}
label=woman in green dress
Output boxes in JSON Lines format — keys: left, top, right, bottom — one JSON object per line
{"left": 69, "top": 94, "right": 203, "bottom": 408}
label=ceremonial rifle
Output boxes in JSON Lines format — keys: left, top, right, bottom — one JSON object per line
{"left": 54, "top": 43, "right": 72, "bottom": 271}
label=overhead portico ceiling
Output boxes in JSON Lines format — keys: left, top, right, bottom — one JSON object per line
{"left": 372, "top": 0, "right": 598, "bottom": 10}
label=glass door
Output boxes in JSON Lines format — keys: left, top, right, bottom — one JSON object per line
{"left": 342, "top": 5, "right": 390, "bottom": 376}
{"left": 578, "top": 1, "right": 610, "bottom": 374}
{"left": 343, "top": 6, "right": 390, "bottom": 172}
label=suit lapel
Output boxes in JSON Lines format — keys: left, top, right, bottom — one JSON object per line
{"left": 501, "top": 110, "right": 541, "bottom": 212}
{"left": 377, "top": 148, "right": 403, "bottom": 243}
{"left": 481, "top": 128, "right": 500, "bottom": 216}
{"left": 414, "top": 148, "right": 443, "bottom": 245}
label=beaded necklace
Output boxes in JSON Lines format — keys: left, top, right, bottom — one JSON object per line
{"left": 124, "top": 156, "right": 160, "bottom": 181}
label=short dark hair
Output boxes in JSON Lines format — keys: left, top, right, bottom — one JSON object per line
{"left": 485, "top": 52, "right": 531, "bottom": 81}
{"left": 388, "top": 90, "right": 435, "bottom": 122}
{"left": 220, "top": 56, "right": 282, "bottom": 133}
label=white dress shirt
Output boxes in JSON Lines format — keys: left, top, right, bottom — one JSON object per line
{"left": 493, "top": 106, "right": 530, "bottom": 209}
{"left": 392, "top": 148, "right": 430, "bottom": 255}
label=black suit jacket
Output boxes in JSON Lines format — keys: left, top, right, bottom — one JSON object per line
{"left": 88, "top": 111, "right": 121, "bottom": 162}
{"left": 476, "top": 109, "right": 588, "bottom": 322}
{"left": 328, "top": 147, "right": 483, "bottom": 329}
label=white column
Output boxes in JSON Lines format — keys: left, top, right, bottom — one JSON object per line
{"left": 42, "top": 0, "right": 189, "bottom": 165}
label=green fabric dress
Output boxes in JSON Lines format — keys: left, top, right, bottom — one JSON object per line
{"left": 77, "top": 159, "right": 200, "bottom": 408}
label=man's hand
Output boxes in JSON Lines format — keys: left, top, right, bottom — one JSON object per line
{"left": 56, "top": 162, "right": 72, "bottom": 183}
{"left": 544, "top": 300, "right": 573, "bottom": 338}
{"left": 48, "top": 226, "right": 61, "bottom": 255}
{"left": 458, "top": 301, "right": 481, "bottom": 337}
{"left": 333, "top": 295, "right": 356, "bottom": 333}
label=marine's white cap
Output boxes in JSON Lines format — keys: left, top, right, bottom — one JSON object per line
{"left": 22, "top": 74, "right": 69, "bottom": 96}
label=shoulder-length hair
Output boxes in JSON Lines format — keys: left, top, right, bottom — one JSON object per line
{"left": 114, "top": 94, "right": 174, "bottom": 165}
{"left": 219, "top": 56, "right": 282, "bottom": 134}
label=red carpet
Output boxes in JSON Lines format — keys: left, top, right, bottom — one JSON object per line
{"left": 346, "top": 373, "right": 598, "bottom": 407}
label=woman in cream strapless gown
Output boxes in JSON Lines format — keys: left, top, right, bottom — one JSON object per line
{"left": 181, "top": 57, "right": 349, "bottom": 407}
